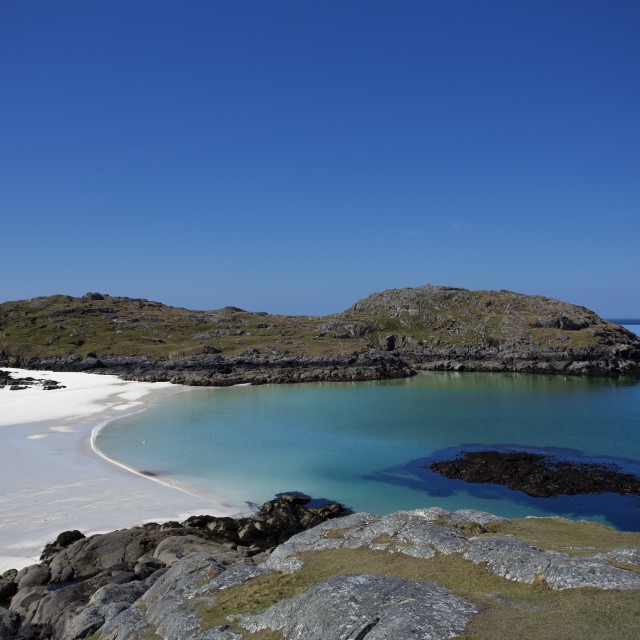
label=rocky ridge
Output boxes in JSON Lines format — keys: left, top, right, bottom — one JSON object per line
{"left": 2, "top": 501, "right": 640, "bottom": 640}
{"left": 1, "top": 285, "right": 639, "bottom": 383}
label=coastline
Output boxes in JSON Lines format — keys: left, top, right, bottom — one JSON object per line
{"left": 0, "top": 368, "right": 240, "bottom": 573}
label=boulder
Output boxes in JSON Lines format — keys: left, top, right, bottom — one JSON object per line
{"left": 236, "top": 573, "right": 480, "bottom": 640}
{"left": 16, "top": 564, "right": 50, "bottom": 589}
{"left": 153, "top": 536, "right": 239, "bottom": 567}
{"left": 47, "top": 528, "right": 165, "bottom": 582}
{"left": 61, "top": 580, "right": 148, "bottom": 640}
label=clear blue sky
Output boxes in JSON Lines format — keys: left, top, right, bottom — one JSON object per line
{"left": 2, "top": 1, "right": 638, "bottom": 317}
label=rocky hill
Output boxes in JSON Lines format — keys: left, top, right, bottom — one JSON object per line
{"left": 2, "top": 496, "right": 639, "bottom": 640}
{"left": 1, "top": 285, "right": 638, "bottom": 383}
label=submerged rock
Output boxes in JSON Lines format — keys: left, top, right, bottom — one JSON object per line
{"left": 429, "top": 450, "right": 640, "bottom": 498}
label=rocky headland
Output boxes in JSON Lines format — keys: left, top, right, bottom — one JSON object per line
{"left": 1, "top": 285, "right": 639, "bottom": 385}
{"left": 2, "top": 496, "right": 639, "bottom": 640}
{"left": 429, "top": 450, "right": 640, "bottom": 499}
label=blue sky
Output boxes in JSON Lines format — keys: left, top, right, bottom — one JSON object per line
{"left": 2, "top": 1, "right": 638, "bottom": 317}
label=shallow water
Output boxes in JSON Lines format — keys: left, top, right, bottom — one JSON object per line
{"left": 95, "top": 369, "right": 640, "bottom": 531}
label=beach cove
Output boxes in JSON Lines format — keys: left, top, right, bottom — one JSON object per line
{"left": 2, "top": 348, "right": 640, "bottom": 572}
{"left": 94, "top": 368, "right": 640, "bottom": 533}
{"left": 0, "top": 369, "right": 238, "bottom": 572}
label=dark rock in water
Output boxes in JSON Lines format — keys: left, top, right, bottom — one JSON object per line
{"left": 428, "top": 450, "right": 640, "bottom": 498}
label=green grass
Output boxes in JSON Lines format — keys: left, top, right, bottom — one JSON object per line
{"left": 483, "top": 517, "right": 640, "bottom": 556}
{"left": 0, "top": 287, "right": 633, "bottom": 362}
{"left": 196, "top": 517, "right": 640, "bottom": 639}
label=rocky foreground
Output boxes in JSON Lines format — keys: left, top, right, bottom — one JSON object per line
{"left": 2, "top": 495, "right": 640, "bottom": 640}
{"left": 1, "top": 285, "right": 639, "bottom": 384}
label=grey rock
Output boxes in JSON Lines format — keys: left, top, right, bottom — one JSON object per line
{"left": 0, "top": 610, "right": 20, "bottom": 640}
{"left": 203, "top": 563, "right": 270, "bottom": 591}
{"left": 153, "top": 535, "right": 238, "bottom": 566}
{"left": 544, "top": 556, "right": 640, "bottom": 590}
{"left": 154, "top": 608, "right": 203, "bottom": 640}
{"left": 100, "top": 555, "right": 267, "bottom": 640}
{"left": 119, "top": 555, "right": 229, "bottom": 639}
{"left": 62, "top": 581, "right": 149, "bottom": 640}
{"left": 264, "top": 508, "right": 477, "bottom": 572}
{"left": 15, "top": 564, "right": 50, "bottom": 589}
{"left": 143, "top": 554, "right": 227, "bottom": 604}
{"left": 48, "top": 528, "right": 160, "bottom": 582}
{"left": 99, "top": 606, "right": 148, "bottom": 640}
{"left": 237, "top": 573, "right": 480, "bottom": 640}
{"left": 0, "top": 608, "right": 39, "bottom": 640}
{"left": 463, "top": 537, "right": 560, "bottom": 583}
{"left": 29, "top": 564, "right": 138, "bottom": 634}
{"left": 450, "top": 508, "right": 508, "bottom": 527}
{"left": 8, "top": 586, "right": 46, "bottom": 619}
{"left": 594, "top": 546, "right": 640, "bottom": 567}
{"left": 192, "top": 626, "right": 241, "bottom": 640}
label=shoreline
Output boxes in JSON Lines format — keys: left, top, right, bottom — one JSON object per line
{"left": 0, "top": 368, "right": 241, "bottom": 573}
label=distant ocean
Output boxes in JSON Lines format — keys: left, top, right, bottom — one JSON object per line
{"left": 95, "top": 365, "right": 640, "bottom": 531}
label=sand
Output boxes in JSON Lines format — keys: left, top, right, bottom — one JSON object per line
{"left": 0, "top": 368, "right": 239, "bottom": 573}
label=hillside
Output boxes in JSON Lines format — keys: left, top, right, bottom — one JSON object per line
{"left": 1, "top": 286, "right": 638, "bottom": 383}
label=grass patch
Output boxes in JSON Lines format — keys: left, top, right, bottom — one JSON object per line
{"left": 484, "top": 517, "right": 640, "bottom": 557}
{"left": 198, "top": 528, "right": 640, "bottom": 640}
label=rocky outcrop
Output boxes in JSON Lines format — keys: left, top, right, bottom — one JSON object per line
{"left": 0, "top": 494, "right": 347, "bottom": 640}
{"left": 428, "top": 450, "right": 640, "bottom": 498}
{"left": 263, "top": 507, "right": 640, "bottom": 590}
{"left": 3, "top": 505, "right": 640, "bottom": 639}
{"left": 235, "top": 573, "right": 480, "bottom": 640}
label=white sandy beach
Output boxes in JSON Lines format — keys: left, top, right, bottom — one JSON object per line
{"left": 0, "top": 368, "right": 239, "bottom": 573}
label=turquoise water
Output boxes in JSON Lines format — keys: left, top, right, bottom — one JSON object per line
{"left": 95, "top": 369, "right": 640, "bottom": 530}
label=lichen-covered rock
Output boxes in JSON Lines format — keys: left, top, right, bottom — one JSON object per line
{"left": 197, "top": 563, "right": 271, "bottom": 593}
{"left": 98, "top": 606, "right": 148, "bottom": 640}
{"left": 544, "top": 556, "right": 640, "bottom": 590}
{"left": 61, "top": 581, "right": 148, "bottom": 640}
{"left": 8, "top": 586, "right": 47, "bottom": 619}
{"left": 99, "top": 554, "right": 261, "bottom": 640}
{"left": 265, "top": 508, "right": 502, "bottom": 572}
{"left": 463, "top": 536, "right": 562, "bottom": 583}
{"left": 236, "top": 573, "right": 480, "bottom": 640}
{"left": 153, "top": 535, "right": 239, "bottom": 566}
{"left": 47, "top": 528, "right": 162, "bottom": 582}
{"left": 594, "top": 546, "right": 640, "bottom": 567}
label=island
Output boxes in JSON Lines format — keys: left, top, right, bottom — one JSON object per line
{"left": 1, "top": 285, "right": 639, "bottom": 384}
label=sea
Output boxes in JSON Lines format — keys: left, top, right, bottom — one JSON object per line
{"left": 94, "top": 324, "right": 640, "bottom": 531}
